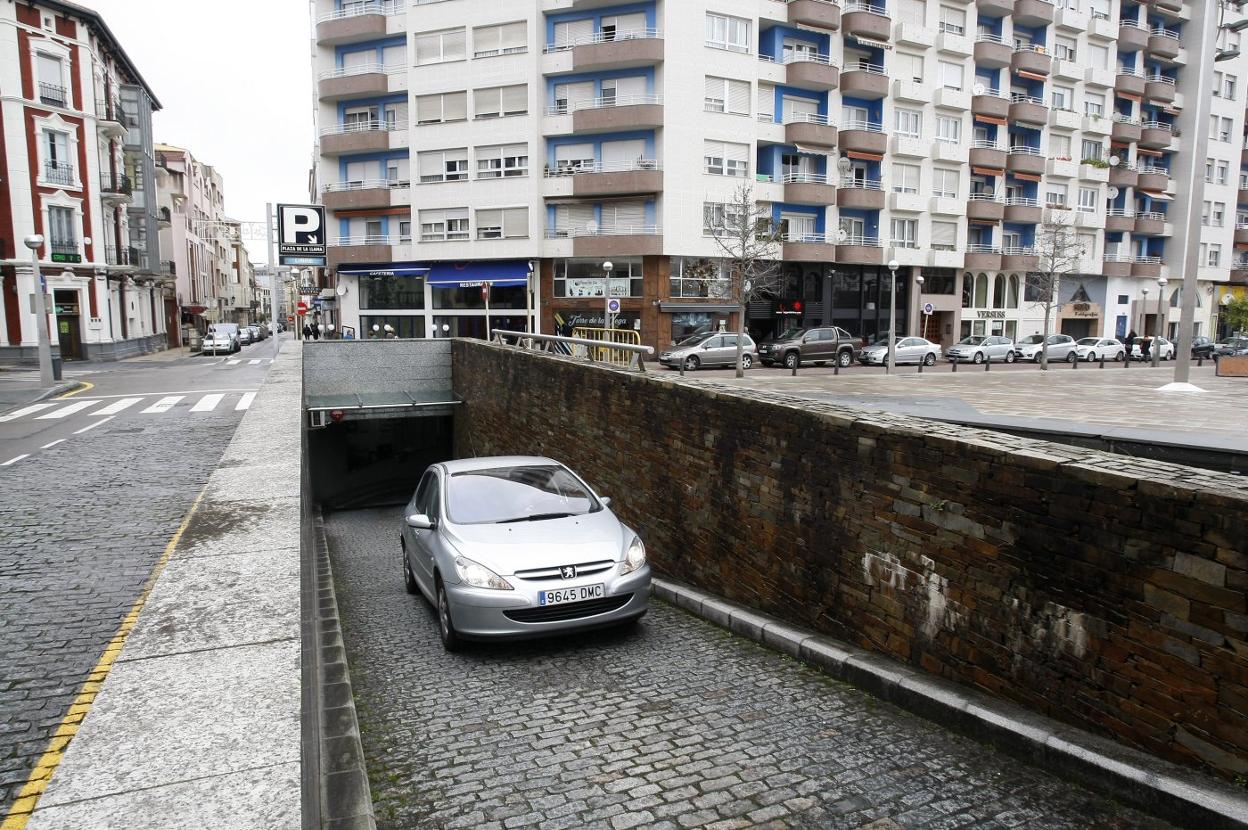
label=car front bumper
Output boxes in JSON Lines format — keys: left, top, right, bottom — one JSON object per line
{"left": 445, "top": 564, "right": 651, "bottom": 640}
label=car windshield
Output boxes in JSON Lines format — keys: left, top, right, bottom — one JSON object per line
{"left": 446, "top": 464, "right": 599, "bottom": 525}
{"left": 1018, "top": 335, "right": 1044, "bottom": 345}
{"left": 676, "top": 332, "right": 713, "bottom": 347}
{"left": 775, "top": 327, "right": 806, "bottom": 341}
{"left": 1077, "top": 338, "right": 1099, "bottom": 346}
{"left": 957, "top": 336, "right": 985, "bottom": 346}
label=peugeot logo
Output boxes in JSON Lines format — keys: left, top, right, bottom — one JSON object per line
{"left": 560, "top": 565, "right": 577, "bottom": 580}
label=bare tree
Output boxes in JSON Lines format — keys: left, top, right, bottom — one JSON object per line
{"left": 1025, "top": 213, "right": 1085, "bottom": 370}
{"left": 697, "top": 183, "right": 785, "bottom": 377}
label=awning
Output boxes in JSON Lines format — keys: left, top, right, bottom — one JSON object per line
{"left": 1140, "top": 190, "right": 1174, "bottom": 201}
{"left": 846, "top": 150, "right": 884, "bottom": 161}
{"left": 183, "top": 304, "right": 207, "bottom": 314}
{"left": 427, "top": 260, "right": 532, "bottom": 287}
{"left": 971, "top": 166, "right": 1004, "bottom": 176}
{"left": 337, "top": 264, "right": 430, "bottom": 278}
{"left": 974, "top": 114, "right": 1008, "bottom": 126}
{"left": 1016, "top": 70, "right": 1047, "bottom": 82}
{"left": 1012, "top": 172, "right": 1042, "bottom": 182}
{"left": 1136, "top": 147, "right": 1163, "bottom": 157}
{"left": 1118, "top": 92, "right": 1142, "bottom": 102}
{"left": 793, "top": 144, "right": 831, "bottom": 155}
{"left": 318, "top": 288, "right": 337, "bottom": 299}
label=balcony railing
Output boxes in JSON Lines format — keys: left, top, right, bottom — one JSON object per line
{"left": 1137, "top": 210, "right": 1166, "bottom": 221}
{"left": 1119, "top": 18, "right": 1144, "bottom": 28}
{"left": 1145, "top": 74, "right": 1176, "bottom": 86}
{"left": 545, "top": 225, "right": 661, "bottom": 238}
{"left": 44, "top": 162, "right": 75, "bottom": 185}
{"left": 1135, "top": 255, "right": 1163, "bottom": 263}
{"left": 841, "top": 118, "right": 884, "bottom": 132}
{"left": 1149, "top": 26, "right": 1180, "bottom": 40}
{"left": 1008, "top": 144, "right": 1042, "bottom": 155}
{"left": 562, "top": 94, "right": 662, "bottom": 113}
{"left": 781, "top": 231, "right": 831, "bottom": 243}
{"left": 1112, "top": 113, "right": 1141, "bottom": 125}
{"left": 544, "top": 159, "right": 661, "bottom": 176}
{"left": 781, "top": 52, "right": 838, "bottom": 67}
{"left": 319, "top": 120, "right": 400, "bottom": 137}
{"left": 844, "top": 60, "right": 885, "bottom": 74}
{"left": 329, "top": 234, "right": 399, "bottom": 246}
{"left": 1013, "top": 43, "right": 1048, "bottom": 54}
{"left": 840, "top": 233, "right": 882, "bottom": 246}
{"left": 318, "top": 63, "right": 400, "bottom": 80}
{"left": 322, "top": 178, "right": 410, "bottom": 192}
{"left": 544, "top": 28, "right": 661, "bottom": 52}
{"left": 105, "top": 245, "right": 132, "bottom": 266}
{"left": 1107, "top": 208, "right": 1136, "bottom": 217}
{"left": 1010, "top": 94, "right": 1045, "bottom": 105}
{"left": 49, "top": 240, "right": 78, "bottom": 256}
{"left": 1141, "top": 120, "right": 1173, "bottom": 132}
{"left": 38, "top": 82, "right": 67, "bottom": 106}
{"left": 783, "top": 112, "right": 835, "bottom": 126}
{"left": 1002, "top": 245, "right": 1036, "bottom": 256}
{"left": 1006, "top": 196, "right": 1039, "bottom": 207}
{"left": 843, "top": 1, "right": 889, "bottom": 15}
{"left": 976, "top": 33, "right": 1007, "bottom": 44}
{"left": 1116, "top": 66, "right": 1145, "bottom": 77}
{"left": 975, "top": 87, "right": 1009, "bottom": 99}
{"left": 967, "top": 243, "right": 1001, "bottom": 253}
{"left": 781, "top": 172, "right": 831, "bottom": 184}
{"left": 1137, "top": 164, "right": 1169, "bottom": 175}
{"left": 316, "top": 0, "right": 402, "bottom": 23}
{"left": 839, "top": 177, "right": 883, "bottom": 189}
{"left": 968, "top": 192, "right": 1004, "bottom": 201}
{"left": 100, "top": 172, "right": 132, "bottom": 194}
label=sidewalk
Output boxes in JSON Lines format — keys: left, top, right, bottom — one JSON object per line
{"left": 15, "top": 344, "right": 303, "bottom": 829}
{"left": 0, "top": 375, "right": 86, "bottom": 412}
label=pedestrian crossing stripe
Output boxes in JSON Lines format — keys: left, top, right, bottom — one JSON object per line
{"left": 1, "top": 392, "right": 256, "bottom": 423}
{"left": 224, "top": 358, "right": 273, "bottom": 366}
{"left": 0, "top": 403, "right": 56, "bottom": 423}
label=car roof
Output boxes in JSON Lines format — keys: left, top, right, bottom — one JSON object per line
{"left": 438, "top": 455, "right": 563, "bottom": 474}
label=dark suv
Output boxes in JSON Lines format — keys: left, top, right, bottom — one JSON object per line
{"left": 759, "top": 326, "right": 859, "bottom": 369}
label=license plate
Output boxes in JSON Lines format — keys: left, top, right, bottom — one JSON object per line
{"left": 540, "top": 584, "right": 605, "bottom": 606}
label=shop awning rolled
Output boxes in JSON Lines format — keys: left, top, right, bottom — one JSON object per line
{"left": 427, "top": 260, "right": 532, "bottom": 287}
{"left": 971, "top": 166, "right": 1004, "bottom": 176}
{"left": 845, "top": 151, "right": 884, "bottom": 161}
{"left": 974, "top": 114, "right": 1008, "bottom": 126}
{"left": 1016, "top": 70, "right": 1047, "bottom": 82}
{"left": 337, "top": 264, "right": 430, "bottom": 278}
{"left": 1140, "top": 190, "right": 1173, "bottom": 201}
{"left": 1011, "top": 172, "right": 1042, "bottom": 182}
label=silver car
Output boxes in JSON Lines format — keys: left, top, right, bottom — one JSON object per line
{"left": 659, "top": 332, "right": 757, "bottom": 370}
{"left": 400, "top": 456, "right": 650, "bottom": 650}
{"left": 1015, "top": 334, "right": 1078, "bottom": 363}
{"left": 859, "top": 336, "right": 941, "bottom": 366}
{"left": 945, "top": 335, "right": 1016, "bottom": 364}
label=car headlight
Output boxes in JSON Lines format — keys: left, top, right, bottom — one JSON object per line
{"left": 454, "top": 555, "right": 513, "bottom": 590}
{"left": 620, "top": 536, "right": 646, "bottom": 575}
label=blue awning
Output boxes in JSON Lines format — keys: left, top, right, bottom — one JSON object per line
{"left": 427, "top": 260, "right": 531, "bottom": 287}
{"left": 337, "top": 264, "right": 430, "bottom": 278}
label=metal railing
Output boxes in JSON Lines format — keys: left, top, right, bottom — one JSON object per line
{"left": 1107, "top": 208, "right": 1136, "bottom": 217}
{"left": 544, "top": 28, "right": 661, "bottom": 52}
{"left": 38, "top": 82, "right": 67, "bottom": 106}
{"left": 319, "top": 120, "right": 400, "bottom": 136}
{"left": 782, "top": 231, "right": 831, "bottom": 243}
{"left": 780, "top": 52, "right": 838, "bottom": 67}
{"left": 974, "top": 87, "right": 1008, "bottom": 99}
{"left": 1112, "top": 112, "right": 1141, "bottom": 125}
{"left": 839, "top": 176, "right": 883, "bottom": 189}
{"left": 782, "top": 111, "right": 835, "bottom": 126}
{"left": 329, "top": 235, "right": 399, "bottom": 246}
{"left": 968, "top": 192, "right": 1003, "bottom": 201}
{"left": 1137, "top": 164, "right": 1169, "bottom": 175}
{"left": 571, "top": 326, "right": 642, "bottom": 368}
{"left": 49, "top": 240, "right": 78, "bottom": 257}
{"left": 570, "top": 94, "right": 662, "bottom": 112}
{"left": 967, "top": 243, "right": 1001, "bottom": 253}
{"left": 1010, "top": 93, "right": 1045, "bottom": 105}
{"left": 318, "top": 63, "right": 396, "bottom": 80}
{"left": 843, "top": 1, "right": 889, "bottom": 15}
{"left": 1145, "top": 74, "right": 1176, "bottom": 86}
{"left": 316, "top": 1, "right": 402, "bottom": 23}
{"left": 545, "top": 225, "right": 660, "bottom": 238}
{"left": 1103, "top": 253, "right": 1133, "bottom": 262}
{"left": 1136, "top": 211, "right": 1166, "bottom": 221}
{"left": 544, "top": 159, "right": 661, "bottom": 176}
{"left": 491, "top": 329, "right": 654, "bottom": 372}
{"left": 781, "top": 171, "right": 830, "bottom": 184}
{"left": 1150, "top": 26, "right": 1180, "bottom": 39}
{"left": 1116, "top": 66, "right": 1145, "bottom": 77}
{"left": 844, "top": 61, "right": 886, "bottom": 74}
{"left": 840, "top": 233, "right": 882, "bottom": 246}
{"left": 322, "top": 178, "right": 409, "bottom": 192}
{"left": 1119, "top": 17, "right": 1144, "bottom": 28}
{"left": 100, "top": 172, "right": 132, "bottom": 194}
{"left": 44, "top": 162, "right": 75, "bottom": 185}
{"left": 975, "top": 33, "right": 1006, "bottom": 44}
{"left": 1006, "top": 196, "right": 1040, "bottom": 206}
{"left": 1013, "top": 43, "right": 1048, "bottom": 54}
{"left": 1008, "top": 144, "right": 1042, "bottom": 155}
{"left": 1141, "top": 120, "right": 1173, "bottom": 132}
{"left": 841, "top": 118, "right": 884, "bottom": 132}
{"left": 1134, "top": 255, "right": 1163, "bottom": 263}
{"left": 1002, "top": 246, "right": 1036, "bottom": 256}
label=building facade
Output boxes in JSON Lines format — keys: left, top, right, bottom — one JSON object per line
{"left": 0, "top": 0, "right": 167, "bottom": 363}
{"left": 310, "top": 0, "right": 1246, "bottom": 354}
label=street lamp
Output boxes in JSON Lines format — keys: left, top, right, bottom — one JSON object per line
{"left": 886, "top": 259, "right": 899, "bottom": 374}
{"left": 602, "top": 260, "right": 614, "bottom": 330}
{"left": 915, "top": 273, "right": 926, "bottom": 341}
{"left": 23, "top": 235, "right": 54, "bottom": 387}
{"left": 1141, "top": 285, "right": 1150, "bottom": 345}
{"left": 1153, "top": 277, "right": 1167, "bottom": 367}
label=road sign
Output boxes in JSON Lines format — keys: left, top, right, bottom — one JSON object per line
{"left": 276, "top": 204, "right": 327, "bottom": 266}
{"left": 923, "top": 302, "right": 935, "bottom": 315}
{"left": 287, "top": 315, "right": 295, "bottom": 322}
{"left": 607, "top": 298, "right": 621, "bottom": 314}
{"left": 297, "top": 309, "right": 307, "bottom": 317}
{"left": 297, "top": 300, "right": 308, "bottom": 312}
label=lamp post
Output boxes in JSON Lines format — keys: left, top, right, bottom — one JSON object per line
{"left": 1141, "top": 286, "right": 1150, "bottom": 349}
{"left": 915, "top": 273, "right": 925, "bottom": 341}
{"left": 887, "top": 259, "right": 899, "bottom": 374}
{"left": 23, "top": 235, "right": 54, "bottom": 387}
{"left": 1153, "top": 276, "right": 1167, "bottom": 367}
{"left": 602, "top": 260, "right": 614, "bottom": 330}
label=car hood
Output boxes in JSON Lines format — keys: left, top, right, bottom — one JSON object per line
{"left": 442, "top": 509, "right": 627, "bottom": 574}
{"left": 862, "top": 343, "right": 889, "bottom": 353}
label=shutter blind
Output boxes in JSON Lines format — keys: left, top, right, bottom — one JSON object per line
{"left": 555, "top": 143, "right": 594, "bottom": 163}
{"left": 418, "top": 152, "right": 443, "bottom": 179}
{"left": 500, "top": 84, "right": 527, "bottom": 114}
{"left": 931, "top": 221, "right": 957, "bottom": 247}
{"left": 602, "top": 139, "right": 646, "bottom": 166}
{"left": 500, "top": 22, "right": 526, "bottom": 52}
{"left": 553, "top": 19, "right": 593, "bottom": 47}
{"left": 381, "top": 45, "right": 405, "bottom": 67}
{"left": 443, "top": 30, "right": 466, "bottom": 61}
{"left": 615, "top": 76, "right": 647, "bottom": 99}
{"left": 757, "top": 84, "right": 774, "bottom": 118}
{"left": 443, "top": 92, "right": 466, "bottom": 121}
{"left": 343, "top": 50, "right": 373, "bottom": 68}
{"left": 724, "top": 142, "right": 749, "bottom": 162}
{"left": 503, "top": 208, "right": 527, "bottom": 237}
{"left": 603, "top": 201, "right": 645, "bottom": 231}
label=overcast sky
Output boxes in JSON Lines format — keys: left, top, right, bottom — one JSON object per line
{"left": 90, "top": 0, "right": 313, "bottom": 264}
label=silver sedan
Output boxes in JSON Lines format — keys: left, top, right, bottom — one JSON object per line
{"left": 859, "top": 336, "right": 941, "bottom": 366}
{"left": 400, "top": 456, "right": 650, "bottom": 650}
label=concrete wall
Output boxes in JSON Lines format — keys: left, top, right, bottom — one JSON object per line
{"left": 302, "top": 339, "right": 451, "bottom": 399}
{"left": 451, "top": 339, "right": 1248, "bottom": 779}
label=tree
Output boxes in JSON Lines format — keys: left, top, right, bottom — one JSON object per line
{"left": 1025, "top": 213, "right": 1085, "bottom": 370}
{"left": 1222, "top": 295, "right": 1248, "bottom": 336}
{"left": 699, "top": 184, "right": 785, "bottom": 378}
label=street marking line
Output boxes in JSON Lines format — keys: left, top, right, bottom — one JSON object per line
{"left": 40, "top": 440, "right": 66, "bottom": 450}
{"left": 0, "top": 485, "right": 209, "bottom": 830}
{"left": 226, "top": 359, "right": 240, "bottom": 365}
{"left": 236, "top": 391, "right": 256, "bottom": 411}
{"left": 1, "top": 455, "right": 29, "bottom": 466}
{"left": 248, "top": 359, "right": 261, "bottom": 365}
{"left": 190, "top": 393, "right": 224, "bottom": 412}
{"left": 63, "top": 388, "right": 258, "bottom": 401}
{"left": 73, "top": 417, "right": 114, "bottom": 435}
{"left": 93, "top": 397, "right": 142, "bottom": 416}
{"left": 57, "top": 381, "right": 94, "bottom": 399}
{"left": 141, "top": 396, "right": 183, "bottom": 414}
{"left": 0, "top": 404, "right": 56, "bottom": 423}
{"left": 35, "top": 401, "right": 98, "bottom": 420}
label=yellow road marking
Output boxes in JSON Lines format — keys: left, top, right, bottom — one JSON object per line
{"left": 56, "top": 381, "right": 93, "bottom": 399}
{"left": 0, "top": 485, "right": 209, "bottom": 830}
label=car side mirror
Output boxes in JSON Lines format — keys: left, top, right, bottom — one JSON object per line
{"left": 600, "top": 497, "right": 612, "bottom": 508}
{"left": 406, "top": 513, "right": 433, "bottom": 530}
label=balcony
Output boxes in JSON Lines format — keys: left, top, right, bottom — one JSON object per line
{"left": 317, "top": 65, "right": 388, "bottom": 101}
{"left": 316, "top": 3, "right": 389, "bottom": 45}
{"left": 1046, "top": 157, "right": 1078, "bottom": 178}
{"left": 157, "top": 206, "right": 172, "bottom": 228}
{"left": 976, "top": 0, "right": 1014, "bottom": 16}
{"left": 839, "top": 62, "right": 887, "bottom": 98}
{"left": 1114, "top": 69, "right": 1145, "bottom": 97}
{"left": 1131, "top": 256, "right": 1163, "bottom": 278}
{"left": 1152, "top": 0, "right": 1183, "bottom": 14}
{"left": 1005, "top": 145, "right": 1044, "bottom": 175}
{"left": 782, "top": 233, "right": 838, "bottom": 262}
{"left": 1240, "top": 145, "right": 1248, "bottom": 166}
{"left": 99, "top": 171, "right": 133, "bottom": 203}
{"left": 1234, "top": 258, "right": 1248, "bottom": 281}
{"left": 328, "top": 236, "right": 395, "bottom": 267}
{"left": 572, "top": 94, "right": 664, "bottom": 133}
{"left": 1136, "top": 167, "right": 1170, "bottom": 191}
{"left": 43, "top": 162, "right": 76, "bottom": 187}
{"left": 1001, "top": 246, "right": 1039, "bottom": 269}
{"left": 1008, "top": 94, "right": 1048, "bottom": 125}
{"left": 1049, "top": 107, "right": 1081, "bottom": 130}
{"left": 1111, "top": 115, "right": 1142, "bottom": 143}
{"left": 964, "top": 244, "right": 1002, "bottom": 269}
{"left": 1117, "top": 19, "right": 1150, "bottom": 51}
{"left": 966, "top": 195, "right": 1005, "bottom": 221}
{"left": 785, "top": 54, "right": 840, "bottom": 90}
{"left": 552, "top": 226, "right": 663, "bottom": 258}
{"left": 1105, "top": 209, "right": 1135, "bottom": 232}
{"left": 836, "top": 234, "right": 884, "bottom": 265}
{"left": 1144, "top": 75, "right": 1176, "bottom": 104}
{"left": 1108, "top": 163, "right": 1139, "bottom": 188}
{"left": 788, "top": 0, "right": 843, "bottom": 29}
{"left": 38, "top": 81, "right": 68, "bottom": 108}
{"left": 545, "top": 160, "right": 663, "bottom": 198}
{"left": 561, "top": 30, "right": 665, "bottom": 72}
{"left": 1013, "top": 0, "right": 1055, "bottom": 25}
{"left": 837, "top": 119, "right": 885, "bottom": 153}
{"left": 1004, "top": 197, "right": 1042, "bottom": 223}
{"left": 1133, "top": 211, "right": 1167, "bottom": 235}
{"left": 1240, "top": 187, "right": 1248, "bottom": 205}
{"left": 1011, "top": 45, "right": 1051, "bottom": 77}
{"left": 319, "top": 121, "right": 398, "bottom": 155}
{"left": 783, "top": 112, "right": 838, "bottom": 149}
{"left": 1235, "top": 224, "right": 1248, "bottom": 245}
{"left": 104, "top": 245, "right": 133, "bottom": 267}
{"left": 973, "top": 35, "right": 1012, "bottom": 67}
{"left": 841, "top": 2, "right": 892, "bottom": 40}
{"left": 780, "top": 172, "right": 837, "bottom": 204}
{"left": 1102, "top": 254, "right": 1133, "bottom": 276}
{"left": 1147, "top": 28, "right": 1181, "bottom": 60}
{"left": 969, "top": 141, "right": 1006, "bottom": 169}
{"left": 1139, "top": 120, "right": 1173, "bottom": 148}
{"left": 971, "top": 88, "right": 1010, "bottom": 118}
{"left": 323, "top": 180, "right": 403, "bottom": 211}
{"left": 837, "top": 177, "right": 885, "bottom": 209}
{"left": 96, "top": 98, "right": 128, "bottom": 138}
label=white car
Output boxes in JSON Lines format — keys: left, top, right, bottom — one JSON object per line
{"left": 1073, "top": 337, "right": 1126, "bottom": 362}
{"left": 945, "top": 335, "right": 1016, "bottom": 364}
{"left": 1130, "top": 336, "right": 1175, "bottom": 361}
{"left": 859, "top": 336, "right": 941, "bottom": 366}
{"left": 1014, "top": 334, "right": 1078, "bottom": 363}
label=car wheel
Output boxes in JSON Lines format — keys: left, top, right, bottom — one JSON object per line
{"left": 783, "top": 351, "right": 800, "bottom": 370}
{"left": 1005, "top": 351, "right": 1017, "bottom": 364}
{"left": 972, "top": 352, "right": 984, "bottom": 364}
{"left": 1113, "top": 351, "right": 1124, "bottom": 362}
{"left": 838, "top": 350, "right": 853, "bottom": 368}
{"left": 923, "top": 352, "right": 936, "bottom": 366}
{"left": 1086, "top": 352, "right": 1096, "bottom": 362}
{"left": 436, "top": 578, "right": 461, "bottom": 652}
{"left": 683, "top": 355, "right": 700, "bottom": 371}
{"left": 740, "top": 354, "right": 753, "bottom": 370}
{"left": 402, "top": 543, "right": 418, "bottom": 596}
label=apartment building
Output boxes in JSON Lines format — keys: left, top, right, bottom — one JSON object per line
{"left": 0, "top": 0, "right": 168, "bottom": 363}
{"left": 311, "top": 0, "right": 1245, "bottom": 354}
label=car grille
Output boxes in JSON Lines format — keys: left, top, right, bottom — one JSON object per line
{"left": 513, "top": 560, "right": 615, "bottom": 581}
{"left": 504, "top": 593, "right": 633, "bottom": 623}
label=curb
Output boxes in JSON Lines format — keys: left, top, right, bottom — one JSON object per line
{"left": 653, "top": 577, "right": 1248, "bottom": 830}
{"left": 35, "top": 381, "right": 84, "bottom": 401}
{"left": 304, "top": 509, "right": 377, "bottom": 830}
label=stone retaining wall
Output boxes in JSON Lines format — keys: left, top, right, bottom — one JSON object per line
{"left": 451, "top": 339, "right": 1248, "bottom": 779}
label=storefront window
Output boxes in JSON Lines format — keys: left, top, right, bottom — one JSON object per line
{"left": 921, "top": 270, "right": 957, "bottom": 295}
{"left": 974, "top": 274, "right": 989, "bottom": 307}
{"left": 671, "top": 312, "right": 716, "bottom": 342}
{"left": 432, "top": 284, "right": 526, "bottom": 310}
{"left": 552, "top": 310, "right": 640, "bottom": 336}
{"left": 360, "top": 315, "right": 426, "bottom": 339}
{"left": 992, "top": 275, "right": 1005, "bottom": 309}
{"left": 433, "top": 315, "right": 527, "bottom": 339}
{"left": 359, "top": 276, "right": 425, "bottom": 310}
{"left": 961, "top": 273, "right": 973, "bottom": 308}
{"left": 670, "top": 258, "right": 731, "bottom": 299}
{"left": 553, "top": 259, "right": 642, "bottom": 298}
{"left": 1007, "top": 275, "right": 1020, "bottom": 308}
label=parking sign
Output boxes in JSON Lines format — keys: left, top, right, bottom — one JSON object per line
{"left": 277, "top": 204, "right": 327, "bottom": 265}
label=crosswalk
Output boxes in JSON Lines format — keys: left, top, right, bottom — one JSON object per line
{"left": 0, "top": 391, "right": 256, "bottom": 425}
{"left": 223, "top": 358, "right": 274, "bottom": 366}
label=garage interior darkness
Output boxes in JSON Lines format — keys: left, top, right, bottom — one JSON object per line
{"left": 309, "top": 416, "right": 453, "bottom": 510}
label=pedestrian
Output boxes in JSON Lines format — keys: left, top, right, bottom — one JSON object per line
{"left": 1141, "top": 335, "right": 1151, "bottom": 362}
{"left": 1125, "top": 329, "right": 1136, "bottom": 356}
{"left": 303, "top": 323, "right": 313, "bottom": 340}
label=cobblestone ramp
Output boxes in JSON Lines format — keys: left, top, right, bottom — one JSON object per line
{"left": 324, "top": 506, "right": 1176, "bottom": 830}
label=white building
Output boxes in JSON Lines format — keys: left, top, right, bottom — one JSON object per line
{"left": 310, "top": 0, "right": 1247, "bottom": 353}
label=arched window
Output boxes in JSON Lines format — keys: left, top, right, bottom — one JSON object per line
{"left": 1007, "top": 275, "right": 1020, "bottom": 308}
{"left": 992, "top": 275, "right": 1006, "bottom": 308}
{"left": 1170, "top": 288, "right": 1199, "bottom": 308}
{"left": 962, "top": 273, "right": 973, "bottom": 307}
{"left": 975, "top": 273, "right": 989, "bottom": 308}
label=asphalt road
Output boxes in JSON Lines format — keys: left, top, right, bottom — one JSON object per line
{"left": 325, "top": 506, "right": 1174, "bottom": 830}
{"left": 0, "top": 335, "right": 283, "bottom": 814}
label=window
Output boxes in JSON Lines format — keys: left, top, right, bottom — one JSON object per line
{"left": 895, "top": 51, "right": 924, "bottom": 83}
{"left": 399, "top": 221, "right": 411, "bottom": 243}
{"left": 476, "top": 143, "right": 528, "bottom": 178}
{"left": 473, "top": 21, "right": 526, "bottom": 57}
{"left": 1054, "top": 36, "right": 1076, "bottom": 61}
{"left": 1080, "top": 140, "right": 1103, "bottom": 161}
{"left": 1077, "top": 187, "right": 1097, "bottom": 213}
{"left": 938, "top": 6, "right": 966, "bottom": 34}
{"left": 703, "top": 202, "right": 746, "bottom": 235}
{"left": 1208, "top": 243, "right": 1222, "bottom": 267}
{"left": 47, "top": 205, "right": 76, "bottom": 249}
{"left": 36, "top": 53, "right": 65, "bottom": 105}
{"left": 417, "top": 148, "right": 468, "bottom": 183}
{"left": 931, "top": 221, "right": 957, "bottom": 251}
{"left": 414, "top": 28, "right": 466, "bottom": 65}
{"left": 1217, "top": 160, "right": 1230, "bottom": 185}
{"left": 932, "top": 167, "right": 959, "bottom": 198}
{"left": 890, "top": 218, "right": 918, "bottom": 247}
{"left": 415, "top": 91, "right": 467, "bottom": 124}
{"left": 1051, "top": 134, "right": 1071, "bottom": 159}
{"left": 1051, "top": 85, "right": 1073, "bottom": 111}
{"left": 1045, "top": 184, "right": 1068, "bottom": 207}
{"left": 895, "top": 108, "right": 922, "bottom": 138}
{"left": 419, "top": 208, "right": 469, "bottom": 241}
{"left": 1206, "top": 157, "right": 1215, "bottom": 183}
{"left": 475, "top": 207, "right": 528, "bottom": 239}
{"left": 555, "top": 258, "right": 643, "bottom": 299}
{"left": 1218, "top": 116, "right": 1234, "bottom": 142}
{"left": 1088, "top": 43, "right": 1110, "bottom": 69}
{"left": 670, "top": 258, "right": 731, "bottom": 299}
{"left": 704, "top": 140, "right": 749, "bottom": 176}
{"left": 704, "top": 76, "right": 750, "bottom": 114}
{"left": 1084, "top": 93, "right": 1105, "bottom": 117}
{"left": 893, "top": 162, "right": 920, "bottom": 194}
{"left": 1225, "top": 74, "right": 1238, "bottom": 100}
{"left": 1213, "top": 202, "right": 1226, "bottom": 227}
{"left": 938, "top": 60, "right": 963, "bottom": 90}
{"left": 705, "top": 13, "right": 750, "bottom": 52}
{"left": 1202, "top": 200, "right": 1211, "bottom": 225}
{"left": 936, "top": 115, "right": 960, "bottom": 143}
{"left": 899, "top": 0, "right": 927, "bottom": 25}
{"left": 475, "top": 84, "right": 527, "bottom": 118}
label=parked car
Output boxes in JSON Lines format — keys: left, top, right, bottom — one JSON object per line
{"left": 1131, "top": 336, "right": 1175, "bottom": 361}
{"left": 201, "top": 329, "right": 235, "bottom": 356}
{"left": 859, "top": 336, "right": 941, "bottom": 366}
{"left": 237, "top": 327, "right": 254, "bottom": 346}
{"left": 1213, "top": 337, "right": 1248, "bottom": 361}
{"left": 247, "top": 324, "right": 264, "bottom": 342}
{"left": 945, "top": 335, "right": 1016, "bottom": 364}
{"left": 660, "top": 332, "right": 757, "bottom": 370}
{"left": 400, "top": 457, "right": 650, "bottom": 651}
{"left": 1190, "top": 336, "right": 1217, "bottom": 360}
{"left": 209, "top": 323, "right": 241, "bottom": 352}
{"left": 1073, "top": 337, "right": 1126, "bottom": 362}
{"left": 758, "top": 326, "right": 859, "bottom": 369}
{"left": 1014, "top": 334, "right": 1078, "bottom": 363}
